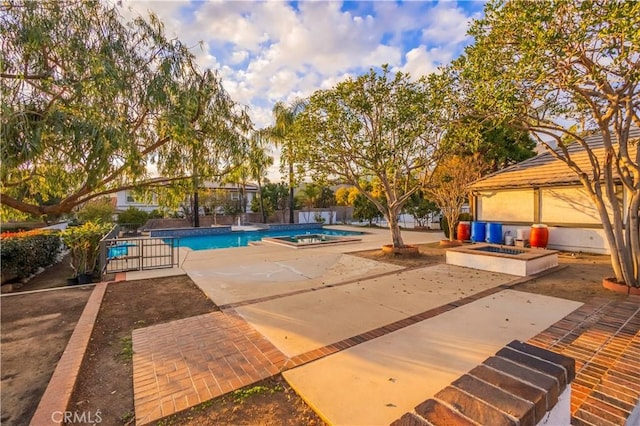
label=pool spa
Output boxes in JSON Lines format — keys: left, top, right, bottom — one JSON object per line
{"left": 167, "top": 227, "right": 364, "bottom": 251}
{"left": 446, "top": 243, "right": 558, "bottom": 277}
{"left": 262, "top": 233, "right": 362, "bottom": 248}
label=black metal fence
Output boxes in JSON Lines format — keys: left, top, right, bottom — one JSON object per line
{"left": 99, "top": 232, "right": 179, "bottom": 277}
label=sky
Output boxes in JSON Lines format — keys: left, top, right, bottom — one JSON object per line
{"left": 121, "top": 0, "right": 486, "bottom": 180}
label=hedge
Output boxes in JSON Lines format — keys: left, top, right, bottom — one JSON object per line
{"left": 1, "top": 230, "right": 62, "bottom": 282}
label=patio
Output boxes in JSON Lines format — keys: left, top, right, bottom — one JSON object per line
{"left": 38, "top": 225, "right": 632, "bottom": 425}
{"left": 123, "top": 227, "right": 592, "bottom": 424}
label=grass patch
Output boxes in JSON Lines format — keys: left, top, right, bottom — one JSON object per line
{"left": 230, "top": 384, "right": 284, "bottom": 403}
{"left": 118, "top": 336, "right": 133, "bottom": 362}
{"left": 120, "top": 410, "right": 134, "bottom": 425}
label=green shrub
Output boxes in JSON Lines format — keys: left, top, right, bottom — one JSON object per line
{"left": 61, "top": 221, "right": 112, "bottom": 276}
{"left": 117, "top": 207, "right": 149, "bottom": 227}
{"left": 1, "top": 230, "right": 62, "bottom": 281}
{"left": 148, "top": 209, "right": 164, "bottom": 219}
{"left": 459, "top": 212, "right": 473, "bottom": 222}
{"left": 77, "top": 198, "right": 115, "bottom": 224}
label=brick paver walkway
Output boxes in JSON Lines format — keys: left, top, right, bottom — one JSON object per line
{"left": 132, "top": 310, "right": 286, "bottom": 424}
{"left": 131, "top": 282, "right": 518, "bottom": 424}
{"left": 527, "top": 295, "right": 640, "bottom": 425}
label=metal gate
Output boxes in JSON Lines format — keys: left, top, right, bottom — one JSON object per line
{"left": 100, "top": 236, "right": 179, "bottom": 276}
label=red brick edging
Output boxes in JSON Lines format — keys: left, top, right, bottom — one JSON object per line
{"left": 29, "top": 282, "right": 109, "bottom": 426}
{"left": 602, "top": 277, "right": 640, "bottom": 295}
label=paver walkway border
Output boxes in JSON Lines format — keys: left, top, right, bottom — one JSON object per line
{"left": 29, "top": 283, "right": 108, "bottom": 426}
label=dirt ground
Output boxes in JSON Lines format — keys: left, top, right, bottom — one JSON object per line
{"left": 0, "top": 286, "right": 92, "bottom": 426}
{"left": 2, "top": 243, "right": 628, "bottom": 426}
{"left": 513, "top": 251, "right": 628, "bottom": 303}
{"left": 152, "top": 375, "right": 325, "bottom": 426}
{"left": 350, "top": 242, "right": 446, "bottom": 268}
{"left": 353, "top": 244, "right": 625, "bottom": 304}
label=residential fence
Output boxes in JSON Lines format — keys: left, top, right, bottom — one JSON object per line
{"left": 99, "top": 225, "right": 179, "bottom": 278}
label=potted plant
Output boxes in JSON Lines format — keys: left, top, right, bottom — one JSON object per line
{"left": 61, "top": 221, "right": 112, "bottom": 284}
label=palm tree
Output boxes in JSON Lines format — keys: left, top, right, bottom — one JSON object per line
{"left": 248, "top": 130, "right": 274, "bottom": 223}
{"left": 269, "top": 99, "right": 306, "bottom": 223}
{"left": 299, "top": 183, "right": 321, "bottom": 223}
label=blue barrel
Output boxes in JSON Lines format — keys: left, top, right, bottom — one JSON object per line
{"left": 471, "top": 221, "right": 486, "bottom": 243}
{"left": 486, "top": 222, "right": 503, "bottom": 244}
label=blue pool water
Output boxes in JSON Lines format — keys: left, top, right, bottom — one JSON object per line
{"left": 174, "top": 228, "right": 363, "bottom": 251}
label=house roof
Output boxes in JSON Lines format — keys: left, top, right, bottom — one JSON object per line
{"left": 470, "top": 128, "right": 639, "bottom": 191}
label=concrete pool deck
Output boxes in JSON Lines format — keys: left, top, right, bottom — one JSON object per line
{"left": 177, "top": 226, "right": 438, "bottom": 305}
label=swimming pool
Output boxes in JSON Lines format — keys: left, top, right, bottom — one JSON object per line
{"left": 175, "top": 228, "right": 364, "bottom": 250}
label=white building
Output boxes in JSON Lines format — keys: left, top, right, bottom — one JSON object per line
{"left": 469, "top": 128, "right": 639, "bottom": 254}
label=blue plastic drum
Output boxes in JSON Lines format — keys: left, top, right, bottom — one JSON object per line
{"left": 486, "top": 222, "right": 503, "bottom": 244}
{"left": 471, "top": 221, "right": 486, "bottom": 243}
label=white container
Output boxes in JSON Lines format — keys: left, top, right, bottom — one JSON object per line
{"left": 504, "top": 232, "right": 515, "bottom": 246}
{"left": 516, "top": 228, "right": 529, "bottom": 240}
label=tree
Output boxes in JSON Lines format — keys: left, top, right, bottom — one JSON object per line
{"left": 460, "top": 0, "right": 640, "bottom": 286}
{"left": 117, "top": 207, "right": 149, "bottom": 228}
{"left": 450, "top": 121, "right": 536, "bottom": 173}
{"left": 317, "top": 185, "right": 336, "bottom": 224}
{"left": 247, "top": 130, "right": 274, "bottom": 223}
{"left": 222, "top": 197, "right": 242, "bottom": 224}
{"left": 299, "top": 183, "right": 321, "bottom": 223}
{"left": 261, "top": 182, "right": 289, "bottom": 223}
{"left": 0, "top": 0, "right": 250, "bottom": 218}
{"left": 425, "top": 156, "right": 485, "bottom": 241}
{"left": 296, "top": 66, "right": 441, "bottom": 248}
{"left": 317, "top": 186, "right": 335, "bottom": 209}
{"left": 76, "top": 198, "right": 115, "bottom": 224}
{"left": 224, "top": 163, "right": 250, "bottom": 224}
{"left": 269, "top": 100, "right": 307, "bottom": 224}
{"left": 201, "top": 188, "right": 227, "bottom": 225}
{"left": 404, "top": 191, "right": 439, "bottom": 228}
{"left": 335, "top": 186, "right": 356, "bottom": 224}
{"left": 353, "top": 193, "right": 380, "bottom": 226}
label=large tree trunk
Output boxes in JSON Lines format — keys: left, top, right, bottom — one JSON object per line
{"left": 627, "top": 190, "right": 640, "bottom": 287}
{"left": 193, "top": 190, "right": 200, "bottom": 228}
{"left": 387, "top": 208, "right": 405, "bottom": 248}
{"left": 591, "top": 180, "right": 638, "bottom": 287}
{"left": 258, "top": 183, "right": 266, "bottom": 223}
{"left": 288, "top": 163, "right": 295, "bottom": 224}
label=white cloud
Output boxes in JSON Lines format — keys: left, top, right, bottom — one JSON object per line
{"left": 397, "top": 45, "right": 453, "bottom": 77}
{"left": 120, "top": 0, "right": 481, "bottom": 179}
{"left": 420, "top": 2, "right": 477, "bottom": 46}
{"left": 229, "top": 50, "right": 249, "bottom": 65}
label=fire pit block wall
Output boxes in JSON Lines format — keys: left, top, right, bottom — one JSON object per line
{"left": 445, "top": 243, "right": 558, "bottom": 277}
{"left": 390, "top": 340, "right": 575, "bottom": 426}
